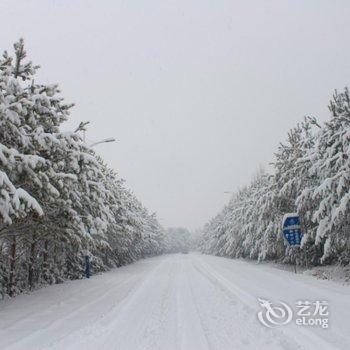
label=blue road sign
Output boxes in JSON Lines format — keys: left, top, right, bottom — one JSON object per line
{"left": 282, "top": 213, "right": 303, "bottom": 246}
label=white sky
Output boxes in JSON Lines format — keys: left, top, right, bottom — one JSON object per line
{"left": 1, "top": 0, "right": 349, "bottom": 229}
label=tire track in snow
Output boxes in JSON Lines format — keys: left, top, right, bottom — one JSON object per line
{"left": 175, "top": 256, "right": 213, "bottom": 350}
{"left": 44, "top": 255, "right": 180, "bottom": 350}
{"left": 193, "top": 255, "right": 339, "bottom": 350}
{"left": 3, "top": 274, "right": 140, "bottom": 350}
{"left": 189, "top": 258, "right": 293, "bottom": 350}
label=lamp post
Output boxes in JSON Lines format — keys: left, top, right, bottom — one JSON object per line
{"left": 89, "top": 138, "right": 116, "bottom": 147}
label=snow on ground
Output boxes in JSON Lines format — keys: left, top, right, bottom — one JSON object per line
{"left": 0, "top": 253, "right": 349, "bottom": 350}
{"left": 303, "top": 264, "right": 350, "bottom": 284}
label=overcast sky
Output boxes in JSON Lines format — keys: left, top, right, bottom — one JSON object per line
{"left": 1, "top": 0, "right": 349, "bottom": 229}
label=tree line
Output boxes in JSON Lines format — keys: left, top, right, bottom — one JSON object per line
{"left": 199, "top": 88, "right": 350, "bottom": 268}
{"left": 0, "top": 40, "right": 167, "bottom": 298}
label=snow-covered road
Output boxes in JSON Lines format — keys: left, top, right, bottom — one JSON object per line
{"left": 1, "top": 253, "right": 349, "bottom": 350}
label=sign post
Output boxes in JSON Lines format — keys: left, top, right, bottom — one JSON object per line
{"left": 85, "top": 255, "right": 91, "bottom": 278}
{"left": 282, "top": 213, "right": 303, "bottom": 273}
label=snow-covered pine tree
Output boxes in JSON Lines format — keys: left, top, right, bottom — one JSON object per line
{"left": 304, "top": 89, "right": 350, "bottom": 264}
{"left": 0, "top": 40, "right": 50, "bottom": 295}
{"left": 0, "top": 39, "right": 166, "bottom": 298}
{"left": 198, "top": 91, "right": 350, "bottom": 269}
{"left": 273, "top": 117, "right": 320, "bottom": 266}
{"left": 0, "top": 41, "right": 45, "bottom": 225}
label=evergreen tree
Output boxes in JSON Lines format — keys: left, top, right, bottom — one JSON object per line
{"left": 0, "top": 39, "right": 166, "bottom": 298}
{"left": 199, "top": 89, "right": 350, "bottom": 269}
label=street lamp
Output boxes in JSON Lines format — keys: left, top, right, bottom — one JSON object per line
{"left": 90, "top": 138, "right": 116, "bottom": 147}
